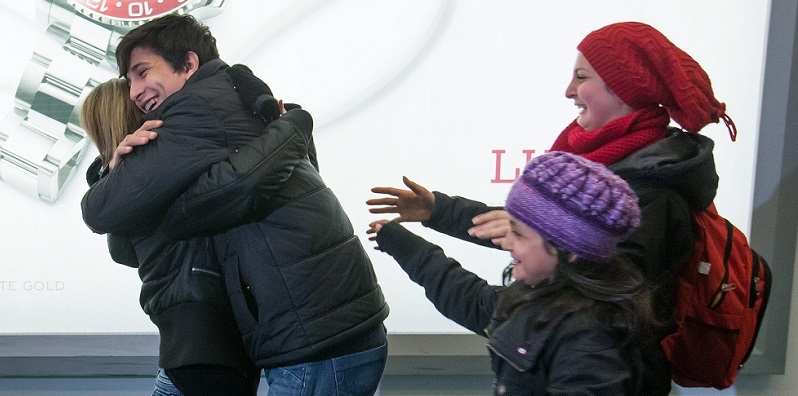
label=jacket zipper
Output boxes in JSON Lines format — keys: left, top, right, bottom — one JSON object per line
{"left": 192, "top": 267, "right": 222, "bottom": 278}
{"left": 709, "top": 219, "right": 735, "bottom": 308}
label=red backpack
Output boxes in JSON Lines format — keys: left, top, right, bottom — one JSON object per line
{"left": 660, "top": 203, "right": 772, "bottom": 389}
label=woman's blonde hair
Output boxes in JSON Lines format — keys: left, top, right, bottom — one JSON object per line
{"left": 80, "top": 79, "right": 142, "bottom": 166}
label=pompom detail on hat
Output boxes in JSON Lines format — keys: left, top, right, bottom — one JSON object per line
{"left": 505, "top": 152, "right": 641, "bottom": 262}
{"left": 577, "top": 22, "right": 737, "bottom": 140}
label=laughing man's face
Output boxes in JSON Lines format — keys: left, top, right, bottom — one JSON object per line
{"left": 126, "top": 47, "right": 192, "bottom": 113}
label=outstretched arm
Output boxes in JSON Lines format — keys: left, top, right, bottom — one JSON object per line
{"left": 368, "top": 178, "right": 509, "bottom": 248}
{"left": 370, "top": 220, "right": 499, "bottom": 335}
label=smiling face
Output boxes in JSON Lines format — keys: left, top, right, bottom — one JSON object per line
{"left": 501, "top": 216, "right": 559, "bottom": 286}
{"left": 564, "top": 52, "right": 635, "bottom": 131}
{"left": 126, "top": 47, "right": 197, "bottom": 113}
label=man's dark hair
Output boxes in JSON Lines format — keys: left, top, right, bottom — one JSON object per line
{"left": 116, "top": 14, "right": 219, "bottom": 77}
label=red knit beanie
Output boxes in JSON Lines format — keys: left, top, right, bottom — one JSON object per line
{"left": 578, "top": 22, "right": 736, "bottom": 138}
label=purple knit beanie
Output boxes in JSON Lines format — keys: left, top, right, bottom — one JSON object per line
{"left": 505, "top": 151, "right": 641, "bottom": 262}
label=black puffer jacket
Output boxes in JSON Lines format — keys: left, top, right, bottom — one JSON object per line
{"left": 81, "top": 59, "right": 315, "bottom": 371}
{"left": 200, "top": 160, "right": 389, "bottom": 368}
{"left": 160, "top": 154, "right": 390, "bottom": 368}
{"left": 421, "top": 128, "right": 719, "bottom": 395}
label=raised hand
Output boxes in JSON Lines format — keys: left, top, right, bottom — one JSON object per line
{"left": 367, "top": 176, "right": 435, "bottom": 223}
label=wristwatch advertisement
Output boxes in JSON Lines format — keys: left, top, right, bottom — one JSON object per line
{"left": 0, "top": 0, "right": 223, "bottom": 204}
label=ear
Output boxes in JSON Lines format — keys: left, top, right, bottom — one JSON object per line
{"left": 183, "top": 51, "right": 200, "bottom": 79}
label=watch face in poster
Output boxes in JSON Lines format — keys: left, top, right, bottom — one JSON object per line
{"left": 0, "top": 1, "right": 767, "bottom": 334}
{"left": 72, "top": 0, "right": 196, "bottom": 22}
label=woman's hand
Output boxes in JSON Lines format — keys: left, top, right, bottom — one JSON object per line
{"left": 468, "top": 209, "right": 511, "bottom": 247}
{"left": 108, "top": 120, "right": 162, "bottom": 170}
{"left": 367, "top": 176, "right": 435, "bottom": 223}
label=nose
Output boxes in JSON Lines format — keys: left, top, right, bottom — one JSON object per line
{"left": 565, "top": 77, "right": 577, "bottom": 99}
{"left": 500, "top": 235, "right": 512, "bottom": 251}
{"left": 128, "top": 79, "right": 143, "bottom": 102}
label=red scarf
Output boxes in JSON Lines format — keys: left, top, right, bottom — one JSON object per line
{"left": 549, "top": 107, "right": 671, "bottom": 165}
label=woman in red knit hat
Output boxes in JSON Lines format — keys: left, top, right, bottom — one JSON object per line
{"left": 368, "top": 21, "right": 734, "bottom": 395}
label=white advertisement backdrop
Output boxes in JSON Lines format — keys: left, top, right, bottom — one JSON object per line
{"left": 0, "top": 1, "right": 768, "bottom": 334}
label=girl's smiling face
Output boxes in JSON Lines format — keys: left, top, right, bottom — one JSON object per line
{"left": 501, "top": 216, "right": 559, "bottom": 286}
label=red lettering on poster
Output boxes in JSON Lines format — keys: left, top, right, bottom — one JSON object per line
{"left": 491, "top": 149, "right": 547, "bottom": 183}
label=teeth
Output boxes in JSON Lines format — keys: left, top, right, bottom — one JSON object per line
{"left": 145, "top": 98, "right": 157, "bottom": 112}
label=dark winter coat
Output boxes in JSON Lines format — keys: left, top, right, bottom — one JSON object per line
{"left": 159, "top": 123, "right": 390, "bottom": 368}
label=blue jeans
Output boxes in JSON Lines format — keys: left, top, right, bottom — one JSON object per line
{"left": 263, "top": 342, "right": 387, "bottom": 396}
{"left": 153, "top": 365, "right": 260, "bottom": 396}
{"left": 153, "top": 368, "right": 183, "bottom": 396}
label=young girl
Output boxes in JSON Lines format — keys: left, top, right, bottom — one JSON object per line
{"left": 370, "top": 151, "right": 659, "bottom": 395}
